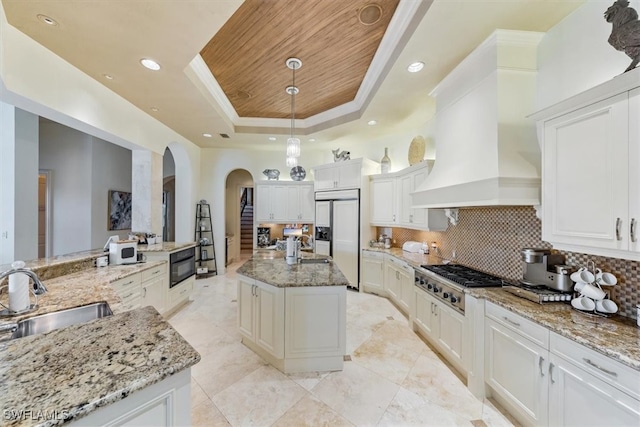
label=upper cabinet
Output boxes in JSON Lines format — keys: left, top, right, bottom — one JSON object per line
{"left": 531, "top": 69, "right": 640, "bottom": 260}
{"left": 312, "top": 158, "right": 379, "bottom": 192}
{"left": 255, "top": 181, "right": 314, "bottom": 223}
{"left": 370, "top": 162, "right": 447, "bottom": 231}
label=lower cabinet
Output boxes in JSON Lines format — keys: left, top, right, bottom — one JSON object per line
{"left": 414, "top": 286, "right": 465, "bottom": 375}
{"left": 72, "top": 368, "right": 192, "bottom": 426}
{"left": 484, "top": 301, "right": 640, "bottom": 427}
{"left": 361, "top": 250, "right": 385, "bottom": 296}
{"left": 383, "top": 255, "right": 414, "bottom": 316}
{"left": 110, "top": 273, "right": 142, "bottom": 311}
{"left": 237, "top": 275, "right": 285, "bottom": 358}
{"left": 167, "top": 276, "right": 194, "bottom": 313}
{"left": 141, "top": 264, "right": 167, "bottom": 314}
{"left": 237, "top": 274, "right": 346, "bottom": 373}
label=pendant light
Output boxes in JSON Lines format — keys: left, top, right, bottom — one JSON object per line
{"left": 285, "top": 58, "right": 302, "bottom": 166}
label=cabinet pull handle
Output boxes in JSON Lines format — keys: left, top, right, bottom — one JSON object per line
{"left": 549, "top": 363, "right": 555, "bottom": 384}
{"left": 503, "top": 316, "right": 521, "bottom": 327}
{"left": 143, "top": 287, "right": 147, "bottom": 297}
{"left": 539, "top": 356, "right": 545, "bottom": 377}
{"left": 631, "top": 218, "right": 637, "bottom": 243}
{"left": 583, "top": 358, "right": 618, "bottom": 377}
{"left": 251, "top": 285, "right": 255, "bottom": 297}
{"left": 393, "top": 214, "right": 396, "bottom": 222}
{"left": 616, "top": 217, "right": 622, "bottom": 241}
{"left": 430, "top": 302, "right": 434, "bottom": 314}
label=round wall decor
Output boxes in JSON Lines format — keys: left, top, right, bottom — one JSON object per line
{"left": 408, "top": 135, "right": 426, "bottom": 165}
{"left": 290, "top": 166, "right": 306, "bottom": 181}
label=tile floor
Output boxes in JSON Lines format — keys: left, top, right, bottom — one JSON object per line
{"left": 168, "top": 258, "right": 516, "bottom": 427}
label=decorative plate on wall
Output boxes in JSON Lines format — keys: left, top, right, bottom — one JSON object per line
{"left": 408, "top": 136, "right": 426, "bottom": 166}
{"left": 290, "top": 166, "right": 306, "bottom": 181}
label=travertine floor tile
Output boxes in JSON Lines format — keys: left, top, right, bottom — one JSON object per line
{"left": 352, "top": 332, "right": 421, "bottom": 384}
{"left": 312, "top": 362, "right": 400, "bottom": 426}
{"left": 191, "top": 398, "right": 231, "bottom": 427}
{"left": 378, "top": 387, "right": 474, "bottom": 426}
{"left": 212, "top": 365, "right": 306, "bottom": 426}
{"left": 286, "top": 371, "right": 330, "bottom": 391}
{"left": 272, "top": 394, "right": 354, "bottom": 427}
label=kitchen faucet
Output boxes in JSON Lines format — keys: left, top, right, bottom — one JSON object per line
{"left": 0, "top": 268, "right": 47, "bottom": 295}
{"left": 300, "top": 234, "right": 314, "bottom": 248}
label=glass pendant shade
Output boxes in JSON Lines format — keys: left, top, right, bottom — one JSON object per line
{"left": 286, "top": 137, "right": 301, "bottom": 158}
{"left": 286, "top": 155, "right": 298, "bottom": 167}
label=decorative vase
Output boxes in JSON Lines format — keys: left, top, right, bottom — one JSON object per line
{"left": 380, "top": 147, "right": 391, "bottom": 174}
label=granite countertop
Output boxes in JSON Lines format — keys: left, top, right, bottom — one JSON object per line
{"left": 363, "top": 247, "right": 443, "bottom": 269}
{"left": 237, "top": 251, "right": 349, "bottom": 287}
{"left": 0, "top": 306, "right": 200, "bottom": 427}
{"left": 137, "top": 242, "right": 196, "bottom": 253}
{"left": 467, "top": 287, "right": 640, "bottom": 371}
{"left": 0, "top": 249, "right": 107, "bottom": 273}
{"left": 0, "top": 261, "right": 166, "bottom": 325}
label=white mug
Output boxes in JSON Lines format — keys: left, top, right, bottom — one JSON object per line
{"left": 571, "top": 297, "right": 595, "bottom": 311}
{"left": 596, "top": 271, "right": 617, "bottom": 286}
{"left": 570, "top": 268, "right": 595, "bottom": 284}
{"left": 96, "top": 256, "right": 108, "bottom": 267}
{"left": 595, "top": 299, "right": 618, "bottom": 314}
{"left": 580, "top": 283, "right": 606, "bottom": 301}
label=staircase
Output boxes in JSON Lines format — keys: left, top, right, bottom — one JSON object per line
{"left": 240, "top": 204, "right": 253, "bottom": 252}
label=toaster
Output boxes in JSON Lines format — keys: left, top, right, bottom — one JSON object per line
{"left": 402, "top": 241, "right": 424, "bottom": 253}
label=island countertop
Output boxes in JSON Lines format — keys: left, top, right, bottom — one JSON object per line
{"left": 237, "top": 251, "right": 349, "bottom": 287}
{"left": 0, "top": 306, "right": 200, "bottom": 427}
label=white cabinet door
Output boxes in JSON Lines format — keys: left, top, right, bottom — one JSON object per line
{"left": 543, "top": 93, "right": 629, "bottom": 250}
{"left": 414, "top": 287, "right": 436, "bottom": 336}
{"left": 397, "top": 264, "right": 414, "bottom": 315}
{"left": 299, "top": 184, "right": 315, "bottom": 222}
{"left": 336, "top": 161, "right": 362, "bottom": 189}
{"left": 332, "top": 199, "right": 359, "bottom": 286}
{"left": 409, "top": 168, "right": 428, "bottom": 226}
{"left": 315, "top": 200, "right": 330, "bottom": 227}
{"left": 314, "top": 167, "right": 336, "bottom": 191}
{"left": 270, "top": 185, "right": 289, "bottom": 222}
{"left": 384, "top": 261, "right": 399, "bottom": 302}
{"left": 315, "top": 240, "right": 330, "bottom": 256}
{"left": 255, "top": 280, "right": 285, "bottom": 359}
{"left": 370, "top": 178, "right": 397, "bottom": 225}
{"left": 142, "top": 276, "right": 165, "bottom": 314}
{"left": 255, "top": 184, "right": 272, "bottom": 222}
{"left": 237, "top": 276, "right": 256, "bottom": 340}
{"left": 435, "top": 303, "right": 464, "bottom": 368}
{"left": 548, "top": 353, "right": 640, "bottom": 427}
{"left": 629, "top": 88, "right": 640, "bottom": 254}
{"left": 361, "top": 251, "right": 385, "bottom": 295}
{"left": 485, "top": 317, "right": 549, "bottom": 426}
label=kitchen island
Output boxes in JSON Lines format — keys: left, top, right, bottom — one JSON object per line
{"left": 236, "top": 251, "right": 348, "bottom": 374}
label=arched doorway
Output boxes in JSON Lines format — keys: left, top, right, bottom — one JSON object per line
{"left": 165, "top": 142, "right": 193, "bottom": 243}
{"left": 225, "top": 169, "right": 253, "bottom": 264}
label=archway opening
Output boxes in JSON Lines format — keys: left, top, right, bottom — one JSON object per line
{"left": 225, "top": 169, "right": 253, "bottom": 264}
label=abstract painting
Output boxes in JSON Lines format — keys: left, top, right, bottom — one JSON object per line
{"left": 108, "top": 190, "right": 132, "bottom": 230}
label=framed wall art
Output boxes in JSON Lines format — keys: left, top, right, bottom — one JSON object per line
{"left": 108, "top": 190, "right": 132, "bottom": 230}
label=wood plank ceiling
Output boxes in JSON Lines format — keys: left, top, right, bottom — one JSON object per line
{"left": 200, "top": 0, "right": 400, "bottom": 120}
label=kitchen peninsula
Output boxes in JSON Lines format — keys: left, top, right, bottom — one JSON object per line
{"left": 0, "top": 248, "right": 200, "bottom": 426}
{"left": 237, "top": 251, "right": 348, "bottom": 374}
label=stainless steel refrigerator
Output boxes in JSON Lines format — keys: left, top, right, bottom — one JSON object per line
{"left": 314, "top": 189, "right": 360, "bottom": 290}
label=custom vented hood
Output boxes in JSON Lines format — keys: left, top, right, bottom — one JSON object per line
{"left": 412, "top": 30, "right": 544, "bottom": 209}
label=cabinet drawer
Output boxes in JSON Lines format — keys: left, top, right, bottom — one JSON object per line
{"left": 169, "top": 280, "right": 193, "bottom": 305}
{"left": 550, "top": 332, "right": 640, "bottom": 400}
{"left": 486, "top": 302, "right": 549, "bottom": 349}
{"left": 141, "top": 264, "right": 166, "bottom": 282}
{"left": 121, "top": 295, "right": 142, "bottom": 312}
{"left": 111, "top": 273, "right": 142, "bottom": 294}
{"left": 362, "top": 250, "right": 384, "bottom": 260}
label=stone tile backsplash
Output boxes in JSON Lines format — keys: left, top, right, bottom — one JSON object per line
{"left": 379, "top": 206, "right": 639, "bottom": 319}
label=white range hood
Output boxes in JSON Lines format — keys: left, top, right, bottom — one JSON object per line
{"left": 412, "top": 30, "right": 544, "bottom": 209}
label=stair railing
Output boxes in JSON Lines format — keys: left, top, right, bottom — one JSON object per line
{"left": 240, "top": 188, "right": 248, "bottom": 217}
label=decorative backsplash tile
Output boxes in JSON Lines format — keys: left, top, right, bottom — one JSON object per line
{"left": 380, "top": 206, "right": 639, "bottom": 319}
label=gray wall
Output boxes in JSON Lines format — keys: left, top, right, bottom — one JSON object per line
{"left": 39, "top": 119, "right": 132, "bottom": 255}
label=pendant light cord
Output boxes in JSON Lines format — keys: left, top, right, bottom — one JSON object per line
{"left": 291, "top": 63, "right": 296, "bottom": 139}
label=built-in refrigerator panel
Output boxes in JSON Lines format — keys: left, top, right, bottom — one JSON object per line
{"left": 315, "top": 201, "right": 331, "bottom": 227}
{"left": 332, "top": 199, "right": 359, "bottom": 288}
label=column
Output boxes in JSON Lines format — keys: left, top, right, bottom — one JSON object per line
{"left": 132, "top": 150, "right": 163, "bottom": 236}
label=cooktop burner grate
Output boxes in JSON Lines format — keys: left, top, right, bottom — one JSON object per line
{"left": 421, "top": 264, "right": 505, "bottom": 288}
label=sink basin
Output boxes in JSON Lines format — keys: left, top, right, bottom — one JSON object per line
{"left": 299, "top": 258, "right": 330, "bottom": 264}
{"left": 6, "top": 302, "right": 113, "bottom": 340}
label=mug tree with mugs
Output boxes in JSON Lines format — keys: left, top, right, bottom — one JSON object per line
{"left": 570, "top": 261, "right": 618, "bottom": 314}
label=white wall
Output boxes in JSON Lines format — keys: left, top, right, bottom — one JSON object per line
{"left": 536, "top": 0, "right": 640, "bottom": 110}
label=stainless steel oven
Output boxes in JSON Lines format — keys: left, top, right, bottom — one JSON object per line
{"left": 170, "top": 247, "right": 196, "bottom": 288}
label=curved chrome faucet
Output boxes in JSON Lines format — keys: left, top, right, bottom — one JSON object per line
{"left": 0, "top": 268, "right": 47, "bottom": 295}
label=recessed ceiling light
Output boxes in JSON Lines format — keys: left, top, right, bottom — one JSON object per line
{"left": 368, "top": 120, "right": 377, "bottom": 126}
{"left": 150, "top": 107, "right": 159, "bottom": 112}
{"left": 103, "top": 74, "right": 114, "bottom": 80}
{"left": 37, "top": 14, "right": 58, "bottom": 26}
{"left": 268, "top": 137, "right": 277, "bottom": 141}
{"left": 407, "top": 61, "right": 425, "bottom": 73}
{"left": 203, "top": 133, "right": 212, "bottom": 138}
{"left": 309, "top": 138, "right": 316, "bottom": 142}
{"left": 140, "top": 58, "right": 161, "bottom": 71}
